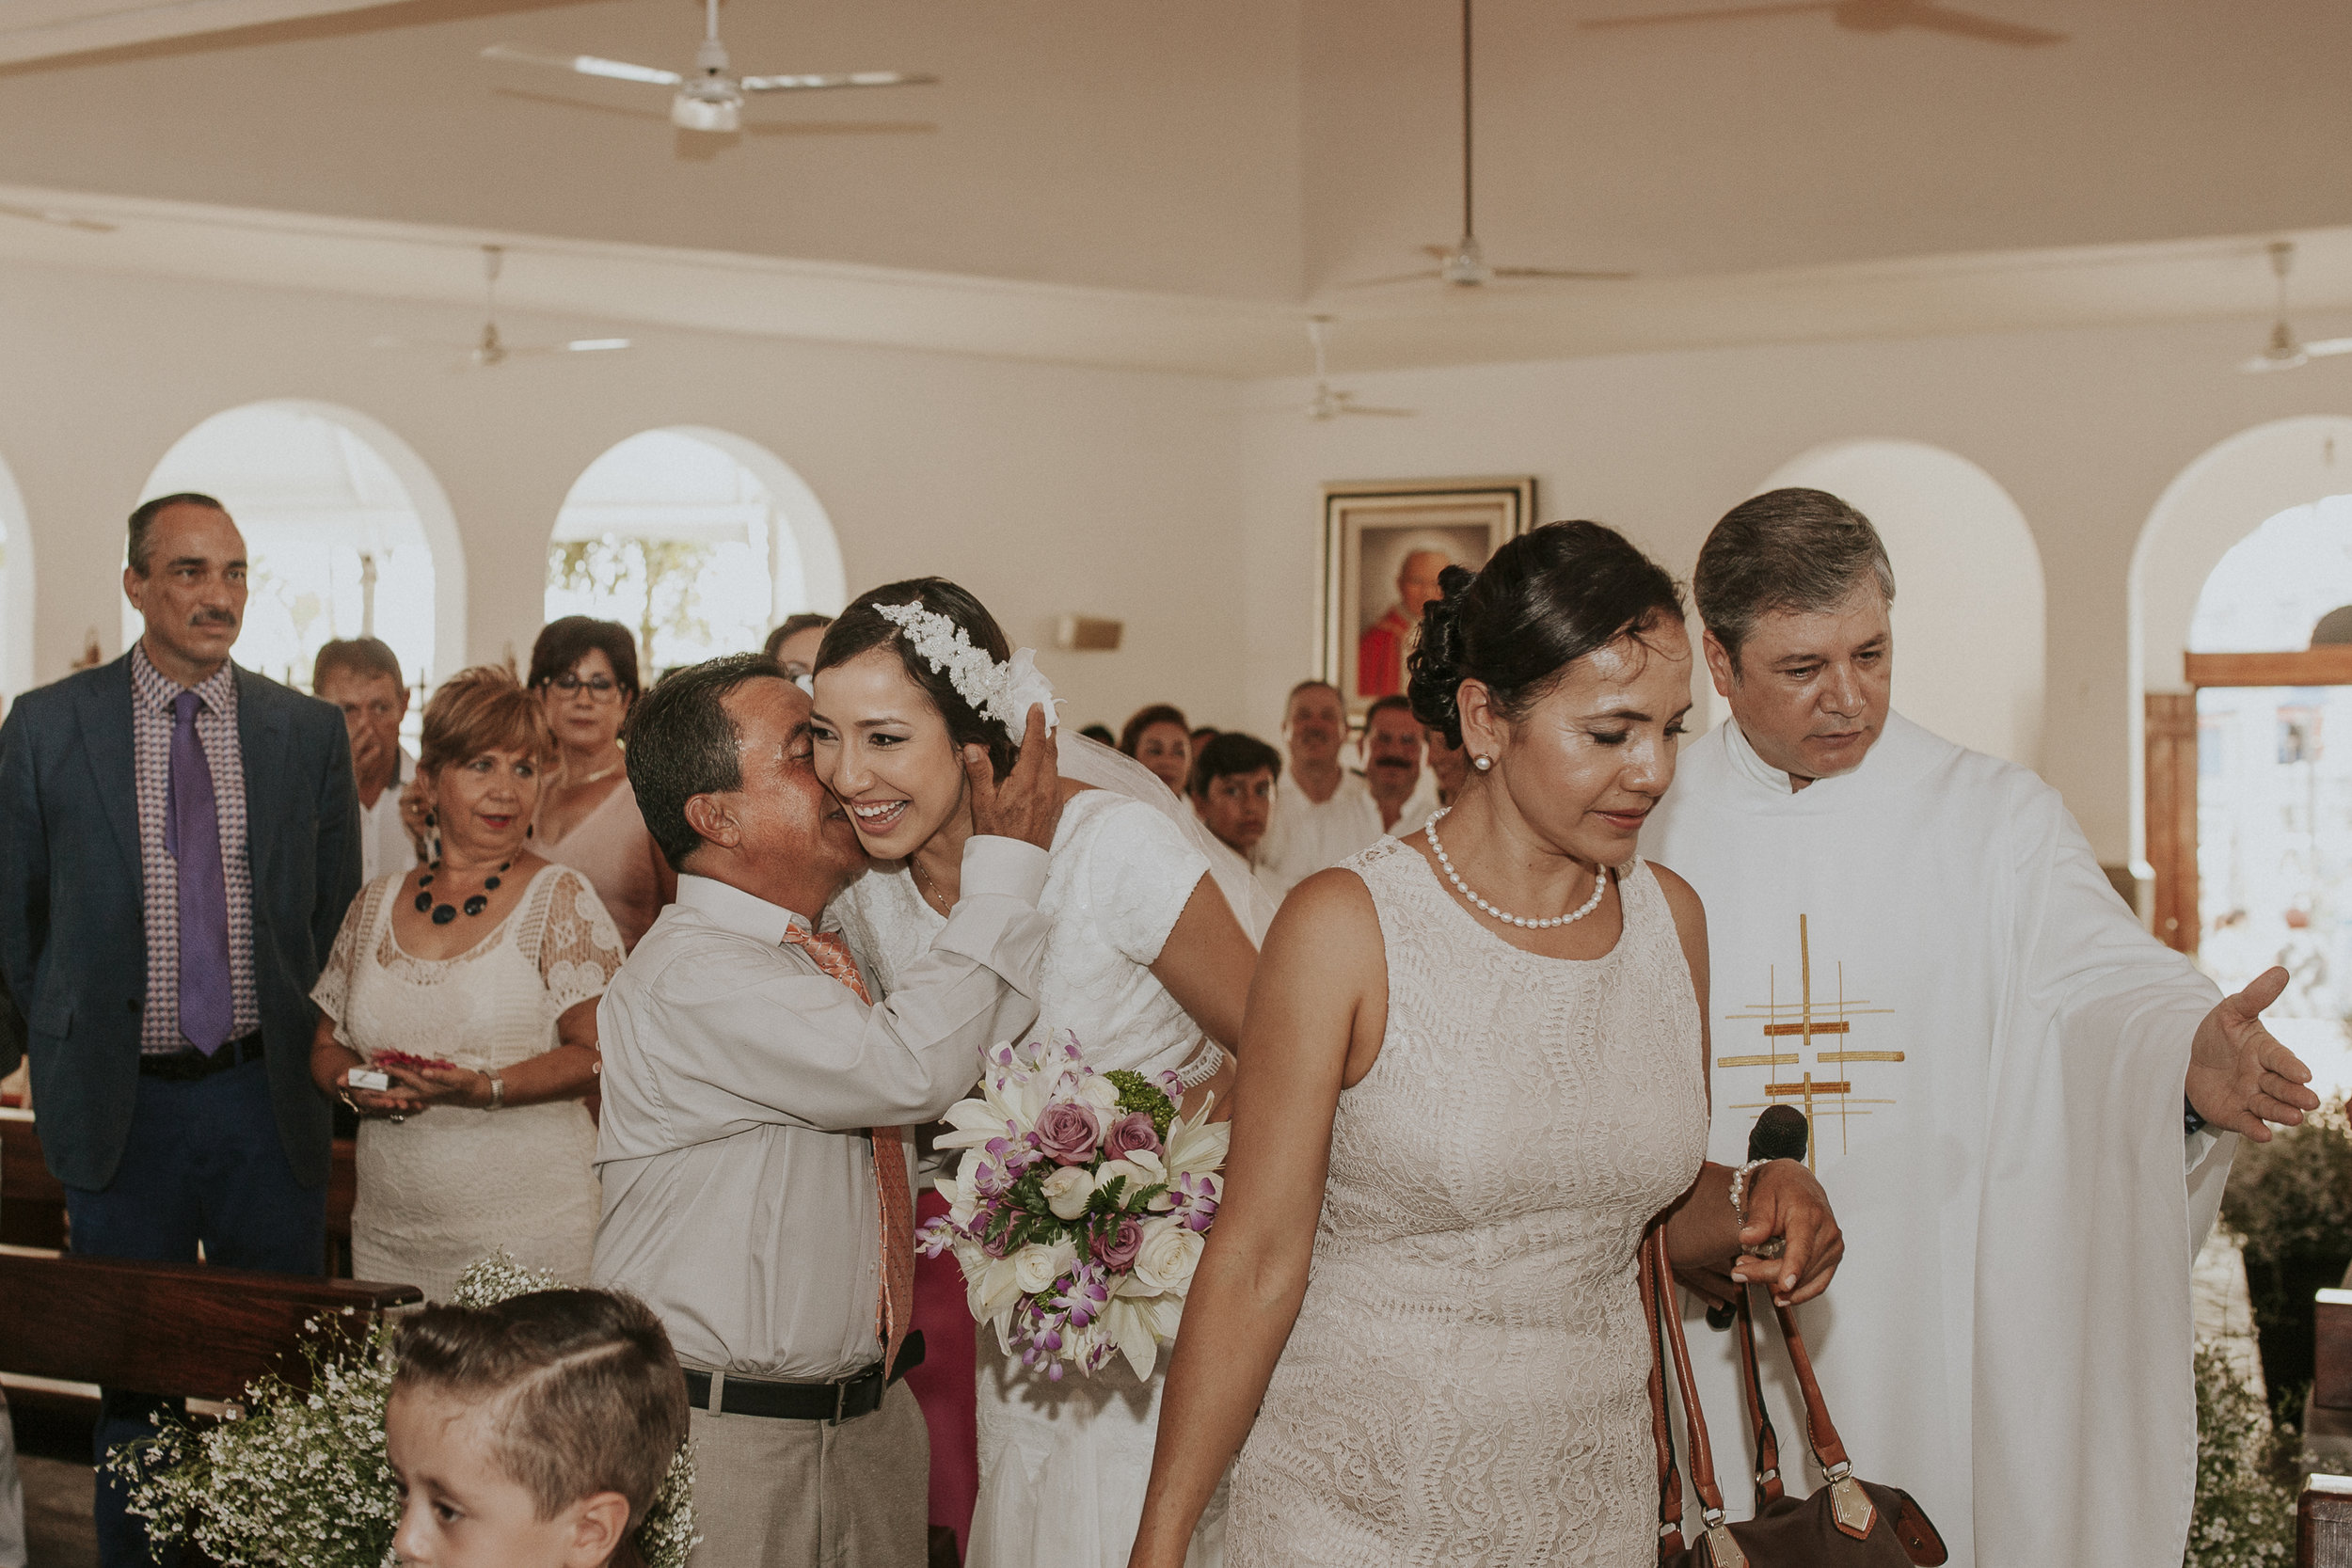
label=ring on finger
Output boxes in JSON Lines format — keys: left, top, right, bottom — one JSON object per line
{"left": 1742, "top": 1238, "right": 1788, "bottom": 1259}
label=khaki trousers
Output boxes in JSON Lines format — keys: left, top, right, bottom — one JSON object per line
{"left": 685, "top": 1380, "right": 930, "bottom": 1568}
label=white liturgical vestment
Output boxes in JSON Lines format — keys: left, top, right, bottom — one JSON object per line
{"left": 1644, "top": 713, "right": 2231, "bottom": 1568}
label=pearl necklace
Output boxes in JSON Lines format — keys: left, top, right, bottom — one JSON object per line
{"left": 1425, "top": 807, "right": 1607, "bottom": 930}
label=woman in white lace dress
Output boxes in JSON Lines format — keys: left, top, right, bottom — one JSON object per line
{"left": 309, "top": 667, "right": 627, "bottom": 1299}
{"left": 810, "top": 579, "right": 1258, "bottom": 1568}
{"left": 1132, "top": 524, "right": 1848, "bottom": 1568}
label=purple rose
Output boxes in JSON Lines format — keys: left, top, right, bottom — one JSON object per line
{"left": 1034, "top": 1101, "right": 1103, "bottom": 1166}
{"left": 1091, "top": 1216, "right": 1145, "bottom": 1272}
{"left": 1104, "top": 1111, "right": 1161, "bottom": 1160}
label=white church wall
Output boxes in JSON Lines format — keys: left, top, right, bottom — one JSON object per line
{"left": 0, "top": 257, "right": 1250, "bottom": 740}
{"left": 1238, "top": 315, "right": 2352, "bottom": 863}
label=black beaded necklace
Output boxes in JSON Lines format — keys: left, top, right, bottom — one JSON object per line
{"left": 414, "top": 859, "right": 511, "bottom": 925}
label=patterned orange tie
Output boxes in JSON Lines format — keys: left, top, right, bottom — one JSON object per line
{"left": 782, "top": 924, "right": 914, "bottom": 1381}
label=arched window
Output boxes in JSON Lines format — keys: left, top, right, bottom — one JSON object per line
{"left": 546, "top": 428, "right": 843, "bottom": 674}
{"left": 0, "top": 452, "right": 31, "bottom": 702}
{"left": 1756, "top": 439, "right": 2046, "bottom": 768}
{"left": 126, "top": 402, "right": 462, "bottom": 716}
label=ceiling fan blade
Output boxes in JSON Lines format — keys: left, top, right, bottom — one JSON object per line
{"left": 2241, "top": 353, "right": 2305, "bottom": 374}
{"left": 1341, "top": 405, "right": 1418, "bottom": 418}
{"left": 482, "top": 44, "right": 680, "bottom": 87}
{"left": 743, "top": 119, "right": 937, "bottom": 136}
{"left": 1580, "top": 1, "right": 1836, "bottom": 29}
{"left": 2303, "top": 339, "right": 2352, "bottom": 357}
{"left": 0, "top": 200, "right": 116, "bottom": 232}
{"left": 739, "top": 70, "right": 938, "bottom": 92}
{"left": 1891, "top": 4, "right": 2066, "bottom": 45}
{"left": 564, "top": 339, "right": 632, "bottom": 352}
{"left": 1492, "top": 265, "right": 1636, "bottom": 280}
{"left": 1332, "top": 269, "right": 1447, "bottom": 289}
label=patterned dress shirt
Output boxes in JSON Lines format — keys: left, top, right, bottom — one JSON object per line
{"left": 132, "top": 644, "right": 261, "bottom": 1052}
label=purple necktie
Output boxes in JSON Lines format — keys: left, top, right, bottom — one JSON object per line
{"left": 167, "top": 689, "right": 233, "bottom": 1054}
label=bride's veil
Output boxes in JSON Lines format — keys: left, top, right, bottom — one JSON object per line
{"left": 1057, "top": 732, "right": 1279, "bottom": 944}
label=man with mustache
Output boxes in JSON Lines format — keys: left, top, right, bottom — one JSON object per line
{"left": 0, "top": 492, "right": 362, "bottom": 1567}
{"left": 1359, "top": 694, "right": 1438, "bottom": 835}
{"left": 591, "top": 654, "right": 1064, "bottom": 1568}
{"left": 1644, "top": 487, "right": 2317, "bottom": 1568}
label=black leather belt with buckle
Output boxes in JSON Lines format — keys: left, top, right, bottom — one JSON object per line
{"left": 682, "top": 1331, "right": 926, "bottom": 1423}
{"left": 138, "top": 1032, "right": 266, "bottom": 1082}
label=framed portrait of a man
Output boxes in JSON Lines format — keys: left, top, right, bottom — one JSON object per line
{"left": 1320, "top": 477, "right": 1536, "bottom": 711}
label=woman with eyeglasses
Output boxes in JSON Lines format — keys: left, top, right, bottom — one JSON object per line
{"left": 527, "top": 617, "right": 675, "bottom": 952}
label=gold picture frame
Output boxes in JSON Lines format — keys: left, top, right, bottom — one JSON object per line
{"left": 1319, "top": 476, "right": 1536, "bottom": 715}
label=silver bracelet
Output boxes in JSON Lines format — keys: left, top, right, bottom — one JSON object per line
{"left": 1173, "top": 1040, "right": 1225, "bottom": 1091}
{"left": 486, "top": 1071, "right": 506, "bottom": 1112}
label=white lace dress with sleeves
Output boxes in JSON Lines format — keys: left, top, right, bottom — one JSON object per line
{"left": 310, "top": 863, "right": 626, "bottom": 1300}
{"left": 836, "top": 788, "right": 1227, "bottom": 1568}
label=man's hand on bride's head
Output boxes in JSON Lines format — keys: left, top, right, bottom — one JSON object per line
{"left": 967, "top": 704, "right": 1063, "bottom": 850}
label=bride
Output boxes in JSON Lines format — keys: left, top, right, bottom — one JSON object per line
{"left": 809, "top": 578, "right": 1260, "bottom": 1568}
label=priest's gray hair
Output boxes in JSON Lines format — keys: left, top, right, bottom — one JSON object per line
{"left": 1693, "top": 488, "right": 1896, "bottom": 667}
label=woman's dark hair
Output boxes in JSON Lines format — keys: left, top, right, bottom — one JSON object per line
{"left": 814, "top": 578, "right": 1019, "bottom": 780}
{"left": 530, "top": 617, "right": 643, "bottom": 703}
{"left": 1407, "top": 520, "right": 1685, "bottom": 747}
{"left": 1118, "top": 705, "right": 1190, "bottom": 758}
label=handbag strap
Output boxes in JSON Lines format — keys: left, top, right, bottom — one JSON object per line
{"left": 1734, "top": 1289, "right": 1786, "bottom": 1509}
{"left": 1772, "top": 1296, "right": 1853, "bottom": 1476}
{"left": 1646, "top": 1227, "right": 1731, "bottom": 1521}
{"left": 1638, "top": 1227, "right": 1687, "bottom": 1556}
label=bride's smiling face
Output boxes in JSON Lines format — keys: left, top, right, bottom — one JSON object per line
{"left": 809, "top": 646, "right": 969, "bottom": 860}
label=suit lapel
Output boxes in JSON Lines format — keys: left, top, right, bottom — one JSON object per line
{"left": 72, "top": 656, "right": 141, "bottom": 877}
{"left": 235, "top": 667, "right": 290, "bottom": 886}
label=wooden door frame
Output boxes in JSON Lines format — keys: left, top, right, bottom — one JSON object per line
{"left": 2152, "top": 647, "right": 2352, "bottom": 957}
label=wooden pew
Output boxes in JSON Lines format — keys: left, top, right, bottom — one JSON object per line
{"left": 0, "top": 1249, "right": 421, "bottom": 1402}
{"left": 0, "top": 1110, "right": 359, "bottom": 1273}
{"left": 2303, "top": 1291, "right": 2352, "bottom": 1566}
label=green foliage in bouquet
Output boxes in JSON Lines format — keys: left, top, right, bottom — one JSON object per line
{"left": 1104, "top": 1069, "right": 1176, "bottom": 1139}
{"left": 2185, "top": 1340, "right": 2296, "bottom": 1567}
{"left": 108, "top": 1254, "right": 698, "bottom": 1568}
{"left": 2220, "top": 1095, "right": 2352, "bottom": 1415}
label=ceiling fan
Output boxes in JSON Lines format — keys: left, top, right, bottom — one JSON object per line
{"left": 483, "top": 0, "right": 936, "bottom": 135}
{"left": 371, "top": 246, "right": 631, "bottom": 369}
{"left": 1579, "top": 0, "right": 2066, "bottom": 47}
{"left": 2243, "top": 241, "right": 2352, "bottom": 374}
{"left": 0, "top": 200, "right": 114, "bottom": 233}
{"left": 1304, "top": 318, "right": 1415, "bottom": 420}
{"left": 1341, "top": 0, "right": 1630, "bottom": 291}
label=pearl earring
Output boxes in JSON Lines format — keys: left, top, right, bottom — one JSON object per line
{"left": 1472, "top": 755, "right": 1493, "bottom": 772}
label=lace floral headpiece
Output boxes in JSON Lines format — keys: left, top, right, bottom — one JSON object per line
{"left": 876, "top": 600, "right": 1060, "bottom": 743}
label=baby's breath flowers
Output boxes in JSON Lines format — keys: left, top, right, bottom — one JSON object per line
{"left": 109, "top": 1253, "right": 697, "bottom": 1568}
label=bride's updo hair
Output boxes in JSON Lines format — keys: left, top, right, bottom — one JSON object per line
{"left": 815, "top": 577, "right": 1020, "bottom": 779}
{"left": 1408, "top": 520, "right": 1684, "bottom": 748}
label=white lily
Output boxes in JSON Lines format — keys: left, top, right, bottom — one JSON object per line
{"left": 1164, "top": 1100, "right": 1232, "bottom": 1178}
{"left": 1103, "top": 1291, "right": 1185, "bottom": 1381}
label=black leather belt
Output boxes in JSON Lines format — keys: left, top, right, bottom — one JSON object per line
{"left": 683, "top": 1331, "right": 925, "bottom": 1424}
{"left": 138, "top": 1031, "right": 265, "bottom": 1082}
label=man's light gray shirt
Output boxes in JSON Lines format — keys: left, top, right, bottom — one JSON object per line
{"left": 591, "top": 838, "right": 1050, "bottom": 1382}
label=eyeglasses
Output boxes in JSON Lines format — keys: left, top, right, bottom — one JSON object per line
{"left": 547, "top": 673, "right": 624, "bottom": 703}
{"left": 778, "top": 660, "right": 813, "bottom": 681}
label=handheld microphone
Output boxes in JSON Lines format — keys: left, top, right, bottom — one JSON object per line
{"left": 1706, "top": 1104, "right": 1809, "bottom": 1330}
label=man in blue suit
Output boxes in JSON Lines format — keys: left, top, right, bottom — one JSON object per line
{"left": 0, "top": 492, "right": 361, "bottom": 1566}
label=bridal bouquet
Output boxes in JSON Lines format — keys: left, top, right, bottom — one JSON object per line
{"left": 920, "top": 1032, "right": 1229, "bottom": 1382}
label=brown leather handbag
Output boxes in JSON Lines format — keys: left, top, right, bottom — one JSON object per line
{"left": 1638, "top": 1227, "right": 1948, "bottom": 1568}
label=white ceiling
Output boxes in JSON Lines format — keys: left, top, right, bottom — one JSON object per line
{"left": 2, "top": 0, "right": 2349, "bottom": 373}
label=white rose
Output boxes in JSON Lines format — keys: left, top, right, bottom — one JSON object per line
{"left": 1132, "top": 1219, "right": 1205, "bottom": 1293}
{"left": 1077, "top": 1074, "right": 1121, "bottom": 1113}
{"left": 1012, "top": 1240, "right": 1078, "bottom": 1296}
{"left": 1041, "top": 1165, "right": 1095, "bottom": 1221}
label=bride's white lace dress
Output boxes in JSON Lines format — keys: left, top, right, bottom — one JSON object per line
{"left": 837, "top": 789, "right": 1226, "bottom": 1568}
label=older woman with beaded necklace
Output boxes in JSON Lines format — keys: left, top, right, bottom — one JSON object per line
{"left": 309, "top": 666, "right": 628, "bottom": 1298}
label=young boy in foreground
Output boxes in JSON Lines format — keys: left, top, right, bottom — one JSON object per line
{"left": 386, "top": 1289, "right": 690, "bottom": 1568}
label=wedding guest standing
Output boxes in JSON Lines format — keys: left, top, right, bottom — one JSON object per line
{"left": 591, "top": 655, "right": 1065, "bottom": 1568}
{"left": 1359, "top": 694, "right": 1438, "bottom": 834}
{"left": 310, "top": 666, "right": 626, "bottom": 1299}
{"left": 1119, "top": 704, "right": 1194, "bottom": 796}
{"left": 1189, "top": 731, "right": 1285, "bottom": 909}
{"left": 764, "top": 611, "right": 834, "bottom": 683}
{"left": 0, "top": 493, "right": 361, "bottom": 1567}
{"left": 313, "top": 638, "right": 421, "bottom": 883}
{"left": 1257, "top": 681, "right": 1379, "bottom": 893}
{"left": 1134, "top": 522, "right": 1842, "bottom": 1568}
{"left": 1644, "top": 488, "right": 2317, "bottom": 1567}
{"left": 530, "top": 618, "right": 674, "bottom": 952}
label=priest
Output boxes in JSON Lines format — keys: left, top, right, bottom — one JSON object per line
{"left": 1644, "top": 487, "right": 2317, "bottom": 1568}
